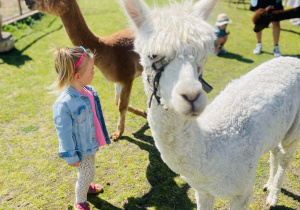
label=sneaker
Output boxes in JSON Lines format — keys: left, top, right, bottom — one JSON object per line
{"left": 88, "top": 183, "right": 103, "bottom": 194}
{"left": 273, "top": 45, "right": 282, "bottom": 57}
{"left": 219, "top": 47, "right": 228, "bottom": 54}
{"left": 213, "top": 51, "right": 220, "bottom": 56}
{"left": 213, "top": 47, "right": 220, "bottom": 56}
{"left": 293, "top": 19, "right": 300, "bottom": 26}
{"left": 253, "top": 43, "right": 262, "bottom": 54}
{"left": 74, "top": 202, "right": 90, "bottom": 210}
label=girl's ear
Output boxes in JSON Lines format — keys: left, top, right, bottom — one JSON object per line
{"left": 74, "top": 73, "right": 80, "bottom": 81}
{"left": 193, "top": 0, "right": 218, "bottom": 20}
{"left": 120, "top": 0, "right": 150, "bottom": 29}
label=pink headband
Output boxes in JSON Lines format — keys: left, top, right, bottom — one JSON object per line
{"left": 73, "top": 46, "right": 91, "bottom": 76}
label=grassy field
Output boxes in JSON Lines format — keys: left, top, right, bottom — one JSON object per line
{"left": 0, "top": 0, "right": 299, "bottom": 209}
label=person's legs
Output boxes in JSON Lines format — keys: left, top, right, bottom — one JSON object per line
{"left": 218, "top": 35, "right": 228, "bottom": 53}
{"left": 272, "top": 21, "right": 282, "bottom": 57}
{"left": 215, "top": 36, "right": 227, "bottom": 46}
{"left": 272, "top": 21, "right": 280, "bottom": 45}
{"left": 253, "top": 31, "right": 262, "bottom": 54}
{"left": 214, "top": 36, "right": 227, "bottom": 54}
{"left": 256, "top": 30, "right": 262, "bottom": 43}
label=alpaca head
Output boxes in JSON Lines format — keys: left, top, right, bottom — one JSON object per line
{"left": 25, "top": 0, "right": 71, "bottom": 16}
{"left": 252, "top": 6, "right": 274, "bottom": 32}
{"left": 120, "top": 0, "right": 216, "bottom": 119}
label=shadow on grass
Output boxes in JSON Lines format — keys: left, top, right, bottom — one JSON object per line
{"left": 0, "top": 48, "right": 32, "bottom": 67}
{"left": 88, "top": 194, "right": 122, "bottom": 210}
{"left": 119, "top": 123, "right": 196, "bottom": 209}
{"left": 218, "top": 52, "right": 254, "bottom": 63}
{"left": 13, "top": 17, "right": 59, "bottom": 44}
{"left": 283, "top": 54, "right": 300, "bottom": 59}
{"left": 281, "top": 28, "right": 300, "bottom": 36}
{"left": 270, "top": 206, "right": 298, "bottom": 210}
{"left": 259, "top": 51, "right": 300, "bottom": 58}
{"left": 281, "top": 188, "right": 300, "bottom": 203}
{"left": 0, "top": 24, "right": 63, "bottom": 67}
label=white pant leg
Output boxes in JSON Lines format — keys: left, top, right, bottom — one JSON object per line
{"left": 75, "top": 154, "right": 95, "bottom": 203}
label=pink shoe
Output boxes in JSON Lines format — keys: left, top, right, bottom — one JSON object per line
{"left": 88, "top": 183, "right": 103, "bottom": 194}
{"left": 74, "top": 202, "right": 90, "bottom": 210}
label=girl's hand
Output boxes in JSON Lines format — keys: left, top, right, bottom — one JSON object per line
{"left": 69, "top": 161, "right": 80, "bottom": 167}
{"left": 227, "top": 31, "right": 230, "bottom": 35}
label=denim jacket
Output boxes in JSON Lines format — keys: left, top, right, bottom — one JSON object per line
{"left": 53, "top": 86, "right": 111, "bottom": 164}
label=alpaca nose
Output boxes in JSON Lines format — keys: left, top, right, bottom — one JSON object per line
{"left": 181, "top": 92, "right": 201, "bottom": 104}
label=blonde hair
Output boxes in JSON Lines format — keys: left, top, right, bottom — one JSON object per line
{"left": 51, "top": 46, "right": 94, "bottom": 92}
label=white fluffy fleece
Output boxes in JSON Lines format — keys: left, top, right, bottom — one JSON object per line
{"left": 120, "top": 0, "right": 300, "bottom": 209}
{"left": 151, "top": 57, "right": 300, "bottom": 209}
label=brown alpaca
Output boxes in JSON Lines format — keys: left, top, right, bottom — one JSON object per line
{"left": 252, "top": 6, "right": 300, "bottom": 32}
{"left": 25, "top": 0, "right": 147, "bottom": 140}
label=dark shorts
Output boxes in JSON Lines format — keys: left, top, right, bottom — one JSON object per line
{"left": 250, "top": 0, "right": 283, "bottom": 11}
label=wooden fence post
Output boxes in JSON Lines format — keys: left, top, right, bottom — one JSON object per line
{"left": 18, "top": 0, "right": 23, "bottom": 15}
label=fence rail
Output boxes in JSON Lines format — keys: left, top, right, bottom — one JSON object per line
{"left": 1, "top": 0, "right": 32, "bottom": 24}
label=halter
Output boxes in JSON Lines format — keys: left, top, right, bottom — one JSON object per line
{"left": 145, "top": 56, "right": 213, "bottom": 108}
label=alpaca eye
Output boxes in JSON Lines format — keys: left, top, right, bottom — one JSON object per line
{"left": 148, "top": 54, "right": 157, "bottom": 60}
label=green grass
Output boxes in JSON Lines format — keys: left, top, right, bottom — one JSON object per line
{"left": 0, "top": 0, "right": 299, "bottom": 209}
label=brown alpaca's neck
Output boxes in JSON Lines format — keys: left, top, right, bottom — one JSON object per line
{"left": 60, "top": 0, "right": 102, "bottom": 49}
{"left": 271, "top": 6, "right": 300, "bottom": 21}
{"left": 57, "top": 0, "right": 140, "bottom": 82}
{"left": 59, "top": 0, "right": 118, "bottom": 76}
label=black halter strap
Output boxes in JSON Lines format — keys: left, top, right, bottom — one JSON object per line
{"left": 146, "top": 57, "right": 169, "bottom": 108}
{"left": 145, "top": 57, "right": 213, "bottom": 108}
{"left": 198, "top": 75, "right": 213, "bottom": 93}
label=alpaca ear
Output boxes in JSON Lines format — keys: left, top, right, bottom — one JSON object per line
{"left": 120, "top": 0, "right": 150, "bottom": 29}
{"left": 193, "top": 0, "right": 218, "bottom": 20}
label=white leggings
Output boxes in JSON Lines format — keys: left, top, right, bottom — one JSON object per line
{"left": 75, "top": 154, "right": 95, "bottom": 203}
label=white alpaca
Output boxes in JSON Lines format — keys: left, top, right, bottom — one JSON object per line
{"left": 120, "top": 0, "right": 300, "bottom": 209}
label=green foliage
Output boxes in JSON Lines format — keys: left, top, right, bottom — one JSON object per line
{"left": 0, "top": 0, "right": 299, "bottom": 209}
{"left": 2, "top": 14, "right": 44, "bottom": 33}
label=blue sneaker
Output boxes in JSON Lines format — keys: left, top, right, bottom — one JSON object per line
{"left": 273, "top": 45, "right": 282, "bottom": 57}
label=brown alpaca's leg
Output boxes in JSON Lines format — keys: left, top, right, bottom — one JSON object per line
{"left": 127, "top": 106, "right": 147, "bottom": 118}
{"left": 113, "top": 82, "right": 147, "bottom": 140}
{"left": 112, "top": 83, "right": 132, "bottom": 140}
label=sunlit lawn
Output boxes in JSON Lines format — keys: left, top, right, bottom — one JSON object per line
{"left": 0, "top": 0, "right": 299, "bottom": 209}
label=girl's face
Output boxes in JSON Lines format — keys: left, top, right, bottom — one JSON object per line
{"left": 77, "top": 57, "right": 95, "bottom": 86}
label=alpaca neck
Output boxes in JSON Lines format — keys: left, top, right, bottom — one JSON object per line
{"left": 59, "top": 0, "right": 127, "bottom": 81}
{"left": 147, "top": 104, "right": 209, "bottom": 177}
{"left": 271, "top": 6, "right": 300, "bottom": 21}
{"left": 60, "top": 0, "right": 102, "bottom": 51}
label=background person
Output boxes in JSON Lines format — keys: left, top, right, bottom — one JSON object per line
{"left": 250, "top": 0, "right": 283, "bottom": 57}
{"left": 213, "top": 13, "right": 232, "bottom": 56}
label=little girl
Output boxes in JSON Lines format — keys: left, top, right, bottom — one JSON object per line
{"left": 52, "top": 46, "right": 111, "bottom": 210}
